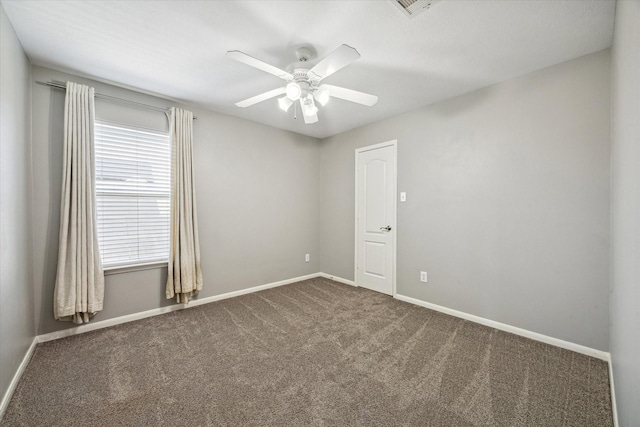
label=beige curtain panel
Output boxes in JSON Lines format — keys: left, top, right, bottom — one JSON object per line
{"left": 166, "top": 107, "right": 203, "bottom": 303}
{"left": 53, "top": 81, "right": 105, "bottom": 324}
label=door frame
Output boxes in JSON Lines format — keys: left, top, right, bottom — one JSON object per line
{"left": 354, "top": 139, "right": 398, "bottom": 297}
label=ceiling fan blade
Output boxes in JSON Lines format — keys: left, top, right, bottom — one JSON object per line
{"left": 322, "top": 84, "right": 378, "bottom": 106}
{"left": 302, "top": 112, "right": 318, "bottom": 124}
{"left": 235, "top": 87, "right": 286, "bottom": 108}
{"left": 227, "top": 50, "right": 294, "bottom": 81}
{"left": 308, "top": 44, "right": 361, "bottom": 81}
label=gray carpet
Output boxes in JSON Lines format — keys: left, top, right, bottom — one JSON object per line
{"left": 2, "top": 278, "right": 613, "bottom": 426}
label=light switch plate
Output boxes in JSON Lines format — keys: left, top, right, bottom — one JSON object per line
{"left": 400, "top": 192, "right": 406, "bottom": 202}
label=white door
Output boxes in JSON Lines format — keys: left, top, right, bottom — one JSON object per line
{"left": 355, "top": 141, "right": 396, "bottom": 295}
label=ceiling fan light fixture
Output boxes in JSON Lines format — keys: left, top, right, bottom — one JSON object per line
{"left": 286, "top": 82, "right": 302, "bottom": 101}
{"left": 314, "top": 87, "right": 330, "bottom": 106}
{"left": 278, "top": 96, "right": 293, "bottom": 112}
{"left": 302, "top": 96, "right": 318, "bottom": 116}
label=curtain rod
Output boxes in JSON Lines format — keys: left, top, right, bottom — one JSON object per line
{"left": 36, "top": 81, "right": 197, "bottom": 120}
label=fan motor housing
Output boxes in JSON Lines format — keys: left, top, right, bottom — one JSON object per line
{"left": 287, "top": 69, "right": 320, "bottom": 99}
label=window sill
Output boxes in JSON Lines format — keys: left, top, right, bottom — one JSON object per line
{"left": 104, "top": 261, "right": 168, "bottom": 276}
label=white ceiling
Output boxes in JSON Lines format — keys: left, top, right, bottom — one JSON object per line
{"left": 2, "top": 0, "right": 615, "bottom": 139}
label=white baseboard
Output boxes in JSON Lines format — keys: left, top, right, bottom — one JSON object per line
{"left": 608, "top": 357, "right": 619, "bottom": 427}
{"left": 181, "top": 273, "right": 321, "bottom": 308}
{"left": 38, "top": 303, "right": 188, "bottom": 343}
{"left": 318, "top": 272, "right": 357, "bottom": 287}
{"left": 394, "top": 293, "right": 610, "bottom": 361}
{"left": 38, "top": 272, "right": 321, "bottom": 343}
{"left": 0, "top": 337, "right": 38, "bottom": 420}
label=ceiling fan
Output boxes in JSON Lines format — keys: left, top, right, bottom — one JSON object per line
{"left": 226, "top": 45, "right": 378, "bottom": 124}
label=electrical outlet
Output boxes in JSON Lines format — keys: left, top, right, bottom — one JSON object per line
{"left": 420, "top": 271, "right": 428, "bottom": 282}
{"left": 305, "top": 254, "right": 310, "bottom": 263}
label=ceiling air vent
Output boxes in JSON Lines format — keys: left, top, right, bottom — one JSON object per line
{"left": 390, "top": 0, "right": 440, "bottom": 19}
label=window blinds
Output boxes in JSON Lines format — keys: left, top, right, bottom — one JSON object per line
{"left": 94, "top": 121, "right": 171, "bottom": 268}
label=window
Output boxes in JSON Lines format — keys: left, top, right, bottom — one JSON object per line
{"left": 94, "top": 121, "right": 171, "bottom": 268}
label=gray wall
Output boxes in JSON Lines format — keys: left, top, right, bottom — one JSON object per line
{"left": 610, "top": 1, "right": 640, "bottom": 424}
{"left": 320, "top": 50, "right": 611, "bottom": 351}
{"left": 31, "top": 66, "right": 321, "bottom": 335}
{"left": 0, "top": 4, "right": 35, "bottom": 401}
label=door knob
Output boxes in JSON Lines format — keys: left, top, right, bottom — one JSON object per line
{"left": 380, "top": 225, "right": 392, "bottom": 232}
